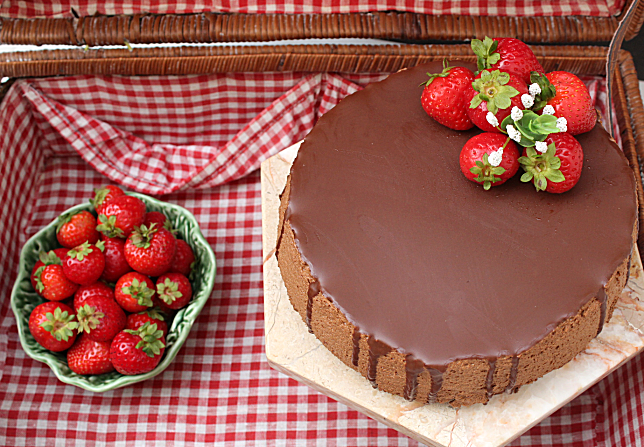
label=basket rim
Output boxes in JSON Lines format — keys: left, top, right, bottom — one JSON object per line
{"left": 0, "top": 6, "right": 642, "bottom": 47}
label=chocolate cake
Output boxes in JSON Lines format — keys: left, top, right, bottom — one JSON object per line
{"left": 276, "top": 61, "right": 638, "bottom": 407}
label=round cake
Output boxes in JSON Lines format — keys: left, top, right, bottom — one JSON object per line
{"left": 276, "top": 61, "right": 638, "bottom": 407}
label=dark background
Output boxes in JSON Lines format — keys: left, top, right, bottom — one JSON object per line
{"left": 622, "top": 29, "right": 644, "bottom": 79}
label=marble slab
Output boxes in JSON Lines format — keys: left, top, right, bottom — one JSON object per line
{"left": 261, "top": 142, "right": 644, "bottom": 447}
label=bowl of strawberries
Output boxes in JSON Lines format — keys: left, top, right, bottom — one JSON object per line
{"left": 10, "top": 185, "right": 216, "bottom": 391}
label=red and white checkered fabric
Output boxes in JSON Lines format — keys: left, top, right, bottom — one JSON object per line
{"left": 0, "top": 0, "right": 627, "bottom": 19}
{"left": 0, "top": 71, "right": 639, "bottom": 447}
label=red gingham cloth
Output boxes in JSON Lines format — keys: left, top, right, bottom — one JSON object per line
{"left": 0, "top": 71, "right": 640, "bottom": 447}
{"left": 0, "top": 0, "right": 627, "bottom": 19}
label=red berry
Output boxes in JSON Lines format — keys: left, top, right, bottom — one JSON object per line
{"left": 33, "top": 264, "right": 79, "bottom": 301}
{"left": 73, "top": 282, "right": 115, "bottom": 312}
{"left": 115, "top": 272, "right": 156, "bottom": 313}
{"left": 110, "top": 322, "right": 166, "bottom": 375}
{"left": 28, "top": 301, "right": 78, "bottom": 351}
{"left": 31, "top": 248, "right": 69, "bottom": 293}
{"left": 467, "top": 70, "right": 528, "bottom": 133}
{"left": 170, "top": 240, "right": 195, "bottom": 276}
{"left": 421, "top": 62, "right": 475, "bottom": 131}
{"left": 156, "top": 273, "right": 192, "bottom": 310}
{"left": 90, "top": 185, "right": 125, "bottom": 215}
{"left": 56, "top": 211, "right": 99, "bottom": 249}
{"left": 152, "top": 295, "right": 176, "bottom": 318}
{"left": 97, "top": 195, "right": 146, "bottom": 239}
{"left": 472, "top": 36, "right": 544, "bottom": 84}
{"left": 67, "top": 335, "right": 115, "bottom": 375}
{"left": 76, "top": 295, "right": 127, "bottom": 343}
{"left": 100, "top": 236, "right": 132, "bottom": 282}
{"left": 126, "top": 309, "right": 169, "bottom": 338}
{"left": 143, "top": 211, "right": 170, "bottom": 230}
{"left": 62, "top": 241, "right": 106, "bottom": 285}
{"left": 124, "top": 224, "right": 176, "bottom": 277}
{"left": 544, "top": 71, "right": 596, "bottom": 135}
{"left": 519, "top": 133, "right": 584, "bottom": 193}
{"left": 460, "top": 133, "right": 519, "bottom": 190}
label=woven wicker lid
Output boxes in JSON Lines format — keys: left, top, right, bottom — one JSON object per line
{"left": 0, "top": 0, "right": 642, "bottom": 46}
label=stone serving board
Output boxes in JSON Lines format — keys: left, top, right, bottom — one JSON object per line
{"left": 261, "top": 142, "right": 644, "bottom": 447}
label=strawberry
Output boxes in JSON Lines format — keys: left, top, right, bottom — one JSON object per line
{"left": 115, "top": 272, "right": 156, "bottom": 313}
{"left": 76, "top": 295, "right": 126, "bottom": 342}
{"left": 471, "top": 36, "right": 544, "bottom": 84}
{"left": 56, "top": 210, "right": 99, "bottom": 248}
{"left": 100, "top": 236, "right": 132, "bottom": 282}
{"left": 96, "top": 195, "right": 146, "bottom": 239}
{"left": 467, "top": 70, "right": 528, "bottom": 132}
{"left": 156, "top": 273, "right": 192, "bottom": 310}
{"left": 33, "top": 263, "right": 79, "bottom": 301}
{"left": 90, "top": 185, "right": 125, "bottom": 215}
{"left": 126, "top": 309, "right": 169, "bottom": 338}
{"left": 73, "top": 282, "right": 115, "bottom": 312}
{"left": 460, "top": 133, "right": 520, "bottom": 190}
{"left": 540, "top": 71, "right": 596, "bottom": 135}
{"left": 110, "top": 322, "right": 166, "bottom": 375}
{"left": 67, "top": 334, "right": 115, "bottom": 375}
{"left": 152, "top": 295, "right": 177, "bottom": 318}
{"left": 170, "top": 239, "right": 196, "bottom": 277}
{"left": 31, "top": 249, "right": 69, "bottom": 293}
{"left": 124, "top": 224, "right": 176, "bottom": 277}
{"left": 420, "top": 61, "right": 475, "bottom": 131}
{"left": 519, "top": 132, "right": 584, "bottom": 193}
{"left": 62, "top": 241, "right": 106, "bottom": 285}
{"left": 143, "top": 211, "right": 174, "bottom": 232}
{"left": 28, "top": 301, "right": 78, "bottom": 351}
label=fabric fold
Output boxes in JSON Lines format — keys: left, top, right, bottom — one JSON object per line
{"left": 20, "top": 73, "right": 363, "bottom": 195}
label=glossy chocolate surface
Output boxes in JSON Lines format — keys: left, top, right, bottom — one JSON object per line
{"left": 286, "top": 62, "right": 637, "bottom": 369}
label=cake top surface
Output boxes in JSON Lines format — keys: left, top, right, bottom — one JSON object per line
{"left": 286, "top": 62, "right": 637, "bottom": 369}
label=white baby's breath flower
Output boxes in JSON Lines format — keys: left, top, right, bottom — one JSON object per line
{"left": 486, "top": 111, "right": 499, "bottom": 127}
{"left": 511, "top": 106, "right": 523, "bottom": 121}
{"left": 556, "top": 117, "right": 568, "bottom": 132}
{"left": 507, "top": 124, "right": 522, "bottom": 143}
{"left": 529, "top": 83, "right": 541, "bottom": 97}
{"left": 488, "top": 148, "right": 504, "bottom": 167}
{"left": 521, "top": 94, "right": 534, "bottom": 109}
{"left": 542, "top": 105, "right": 555, "bottom": 115}
{"left": 535, "top": 141, "right": 548, "bottom": 153}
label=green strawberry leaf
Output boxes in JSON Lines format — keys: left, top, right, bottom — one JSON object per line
{"left": 39, "top": 307, "right": 78, "bottom": 341}
{"left": 530, "top": 72, "right": 557, "bottom": 111}
{"left": 470, "top": 70, "right": 519, "bottom": 114}
{"left": 519, "top": 142, "right": 564, "bottom": 191}
{"left": 67, "top": 241, "right": 93, "bottom": 261}
{"left": 39, "top": 250, "right": 62, "bottom": 266}
{"left": 97, "top": 214, "right": 124, "bottom": 238}
{"left": 421, "top": 59, "right": 453, "bottom": 87}
{"left": 131, "top": 322, "right": 166, "bottom": 358}
{"left": 471, "top": 36, "right": 499, "bottom": 72}
{"left": 76, "top": 304, "right": 105, "bottom": 333}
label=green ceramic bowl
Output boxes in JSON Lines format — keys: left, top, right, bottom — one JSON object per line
{"left": 10, "top": 192, "right": 216, "bottom": 392}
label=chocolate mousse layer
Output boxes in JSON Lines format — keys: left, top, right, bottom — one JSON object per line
{"left": 278, "top": 62, "right": 637, "bottom": 406}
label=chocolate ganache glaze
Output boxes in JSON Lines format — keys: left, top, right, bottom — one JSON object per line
{"left": 281, "top": 61, "right": 637, "bottom": 403}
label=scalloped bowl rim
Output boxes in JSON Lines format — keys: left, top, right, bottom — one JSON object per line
{"left": 10, "top": 192, "right": 216, "bottom": 392}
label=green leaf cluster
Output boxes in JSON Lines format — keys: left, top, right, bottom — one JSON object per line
{"left": 469, "top": 153, "right": 506, "bottom": 191}
{"left": 470, "top": 70, "right": 519, "bottom": 115}
{"left": 501, "top": 111, "right": 560, "bottom": 147}
{"left": 471, "top": 37, "right": 501, "bottom": 72}
{"left": 518, "top": 144, "right": 565, "bottom": 191}
{"left": 529, "top": 72, "right": 557, "bottom": 111}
